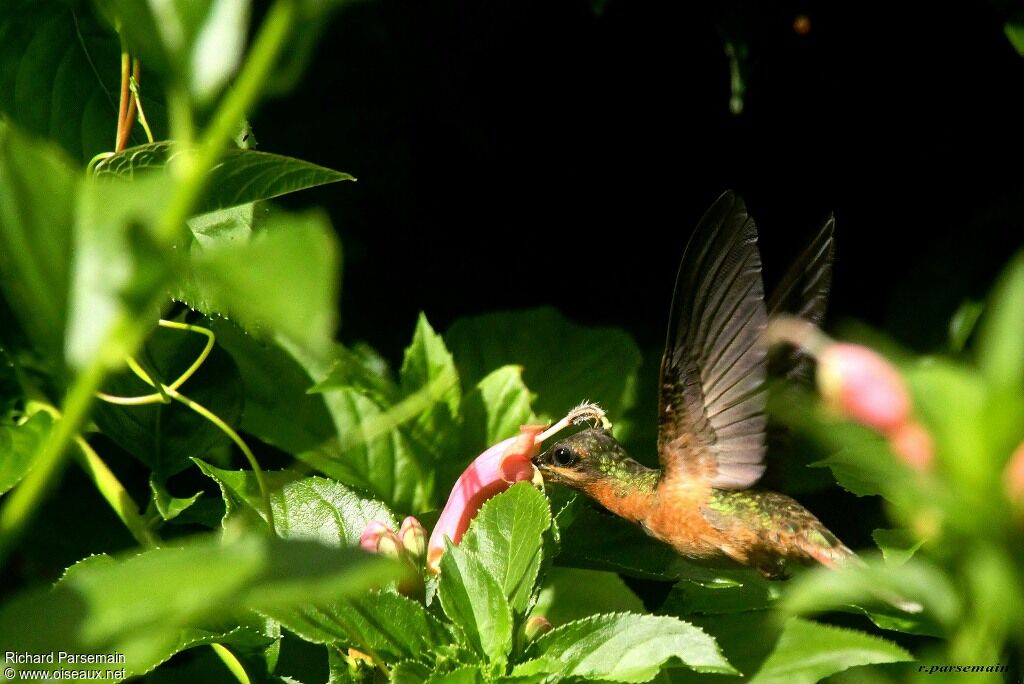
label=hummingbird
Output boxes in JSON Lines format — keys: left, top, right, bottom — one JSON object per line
{"left": 534, "top": 191, "right": 851, "bottom": 579}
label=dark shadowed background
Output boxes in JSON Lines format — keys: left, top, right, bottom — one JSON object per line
{"left": 254, "top": 0, "right": 1024, "bottom": 361}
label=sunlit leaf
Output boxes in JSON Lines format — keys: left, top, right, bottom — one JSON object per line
{"left": 95, "top": 143, "right": 354, "bottom": 214}
{"left": 515, "top": 612, "right": 735, "bottom": 681}
{"left": 174, "top": 211, "right": 340, "bottom": 356}
{"left": 439, "top": 541, "right": 513, "bottom": 663}
{"left": 0, "top": 534, "right": 403, "bottom": 678}
{"left": 747, "top": 618, "right": 912, "bottom": 684}
{"left": 459, "top": 484, "right": 550, "bottom": 615}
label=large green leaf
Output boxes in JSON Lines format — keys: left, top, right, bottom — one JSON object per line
{"left": 174, "top": 211, "right": 340, "bottom": 357}
{"left": 399, "top": 313, "right": 461, "bottom": 455}
{"left": 0, "top": 534, "right": 404, "bottom": 678}
{"left": 747, "top": 618, "right": 911, "bottom": 684}
{"left": 0, "top": 1, "right": 166, "bottom": 163}
{"left": 514, "top": 613, "right": 735, "bottom": 681}
{"left": 295, "top": 387, "right": 432, "bottom": 513}
{"left": 439, "top": 541, "right": 514, "bottom": 663}
{"left": 267, "top": 591, "right": 452, "bottom": 664}
{"left": 66, "top": 173, "right": 175, "bottom": 370}
{"left": 0, "top": 122, "right": 78, "bottom": 373}
{"left": 459, "top": 484, "right": 550, "bottom": 615}
{"left": 195, "top": 461, "right": 397, "bottom": 544}
{"left": 95, "top": 142, "right": 354, "bottom": 215}
{"left": 0, "top": 412, "right": 53, "bottom": 496}
{"left": 92, "top": 325, "right": 244, "bottom": 478}
{"left": 445, "top": 307, "right": 641, "bottom": 423}
{"left": 460, "top": 365, "right": 535, "bottom": 459}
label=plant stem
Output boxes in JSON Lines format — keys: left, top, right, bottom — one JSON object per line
{"left": 0, "top": 0, "right": 297, "bottom": 566}
{"left": 73, "top": 435, "right": 160, "bottom": 548}
{"left": 0, "top": 349, "right": 110, "bottom": 562}
{"left": 210, "top": 644, "right": 251, "bottom": 684}
{"left": 157, "top": 0, "right": 297, "bottom": 245}
{"left": 166, "top": 386, "right": 276, "bottom": 535}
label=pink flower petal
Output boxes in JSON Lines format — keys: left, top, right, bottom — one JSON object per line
{"left": 426, "top": 425, "right": 544, "bottom": 573}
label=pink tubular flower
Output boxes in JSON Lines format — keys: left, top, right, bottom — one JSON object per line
{"left": 426, "top": 424, "right": 545, "bottom": 574}
{"left": 817, "top": 342, "right": 910, "bottom": 433}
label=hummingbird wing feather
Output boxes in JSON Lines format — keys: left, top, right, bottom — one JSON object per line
{"left": 658, "top": 191, "right": 768, "bottom": 490}
{"left": 766, "top": 216, "right": 836, "bottom": 381}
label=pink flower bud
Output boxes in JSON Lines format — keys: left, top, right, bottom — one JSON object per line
{"left": 360, "top": 520, "right": 392, "bottom": 553}
{"left": 360, "top": 520, "right": 403, "bottom": 559}
{"left": 888, "top": 421, "right": 933, "bottom": 472}
{"left": 817, "top": 343, "right": 910, "bottom": 433}
{"left": 399, "top": 516, "right": 426, "bottom": 559}
{"left": 1004, "top": 441, "right": 1024, "bottom": 504}
{"left": 525, "top": 615, "right": 552, "bottom": 640}
{"left": 426, "top": 425, "right": 545, "bottom": 574}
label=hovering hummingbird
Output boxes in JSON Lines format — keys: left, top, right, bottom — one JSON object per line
{"left": 534, "top": 191, "right": 850, "bottom": 579}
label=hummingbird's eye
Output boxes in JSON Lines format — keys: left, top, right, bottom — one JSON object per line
{"left": 552, "top": 446, "right": 576, "bottom": 468}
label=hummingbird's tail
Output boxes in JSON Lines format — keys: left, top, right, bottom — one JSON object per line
{"left": 797, "top": 525, "right": 922, "bottom": 614}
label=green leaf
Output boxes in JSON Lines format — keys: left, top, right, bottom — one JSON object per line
{"left": 446, "top": 307, "right": 641, "bottom": 422}
{"left": 871, "top": 528, "right": 923, "bottom": 567}
{"left": 531, "top": 567, "right": 644, "bottom": 626}
{"left": 426, "top": 666, "right": 482, "bottom": 684}
{"left": 439, "top": 541, "right": 514, "bottom": 663}
{"left": 978, "top": 252, "right": 1024, "bottom": 393}
{"left": 515, "top": 612, "right": 735, "bottom": 681}
{"left": 96, "top": 143, "right": 355, "bottom": 214}
{"left": 747, "top": 617, "right": 912, "bottom": 684}
{"left": 948, "top": 299, "right": 983, "bottom": 353}
{"left": 1005, "top": 16, "right": 1024, "bottom": 57}
{"left": 210, "top": 320, "right": 335, "bottom": 454}
{"left": 0, "top": 122, "right": 78, "bottom": 373}
{"left": 661, "top": 575, "right": 780, "bottom": 616}
{"left": 189, "top": 203, "right": 255, "bottom": 248}
{"left": 174, "top": 211, "right": 340, "bottom": 356}
{"left": 0, "top": 534, "right": 404, "bottom": 678}
{"left": 782, "top": 558, "right": 959, "bottom": 634}
{"left": 267, "top": 591, "right": 452, "bottom": 664}
{"left": 195, "top": 460, "right": 396, "bottom": 544}
{"left": 92, "top": 325, "right": 244, "bottom": 479}
{"left": 459, "top": 484, "right": 550, "bottom": 615}
{"left": 399, "top": 313, "right": 461, "bottom": 457}
{"left": 0, "top": 2, "right": 166, "bottom": 162}
{"left": 149, "top": 476, "right": 203, "bottom": 521}
{"left": 309, "top": 342, "right": 399, "bottom": 403}
{"left": 108, "top": 0, "right": 250, "bottom": 104}
{"left": 460, "top": 365, "right": 535, "bottom": 456}
{"left": 0, "top": 412, "right": 53, "bottom": 496}
{"left": 295, "top": 387, "right": 432, "bottom": 513}
{"left": 66, "top": 173, "right": 175, "bottom": 369}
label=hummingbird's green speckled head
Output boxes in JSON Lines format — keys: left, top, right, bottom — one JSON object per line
{"left": 534, "top": 427, "right": 648, "bottom": 489}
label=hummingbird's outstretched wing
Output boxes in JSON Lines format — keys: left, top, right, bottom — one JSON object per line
{"left": 657, "top": 191, "right": 769, "bottom": 490}
{"left": 767, "top": 216, "right": 836, "bottom": 381}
